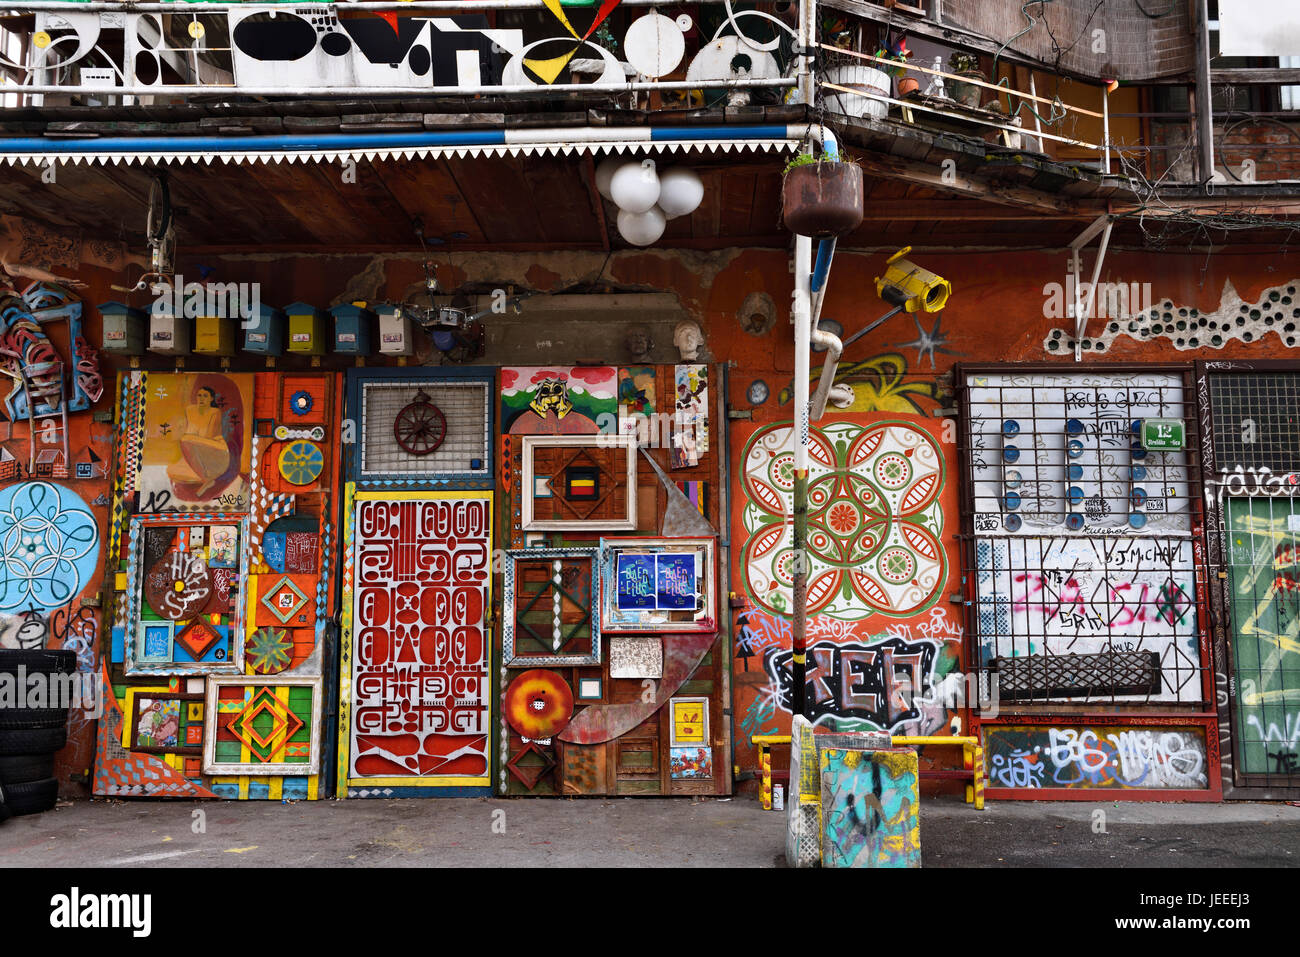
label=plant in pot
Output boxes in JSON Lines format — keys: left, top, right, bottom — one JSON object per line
{"left": 781, "top": 152, "right": 864, "bottom": 239}
{"left": 880, "top": 38, "right": 917, "bottom": 97}
{"left": 819, "top": 18, "right": 890, "bottom": 120}
{"left": 947, "top": 51, "right": 986, "bottom": 108}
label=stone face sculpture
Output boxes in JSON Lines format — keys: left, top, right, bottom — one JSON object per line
{"left": 624, "top": 326, "right": 654, "bottom": 363}
{"left": 672, "top": 319, "right": 708, "bottom": 362}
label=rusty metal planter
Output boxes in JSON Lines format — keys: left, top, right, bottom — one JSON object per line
{"left": 782, "top": 162, "right": 864, "bottom": 238}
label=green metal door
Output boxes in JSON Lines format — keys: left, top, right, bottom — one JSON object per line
{"left": 1226, "top": 496, "right": 1300, "bottom": 777}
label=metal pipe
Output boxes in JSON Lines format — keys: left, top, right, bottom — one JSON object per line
{"left": 821, "top": 83, "right": 1104, "bottom": 151}
{"left": 1102, "top": 82, "right": 1111, "bottom": 173}
{"left": 790, "top": 231, "right": 812, "bottom": 718}
{"left": 0, "top": 123, "right": 803, "bottom": 157}
{"left": 809, "top": 323, "right": 844, "bottom": 422}
{"left": 787, "top": 0, "right": 824, "bottom": 714}
{"left": 1028, "top": 72, "right": 1043, "bottom": 145}
{"left": 1075, "top": 219, "right": 1113, "bottom": 361}
{"left": 2, "top": 77, "right": 795, "bottom": 98}
{"left": 808, "top": 236, "right": 844, "bottom": 422}
{"left": 796, "top": 0, "right": 815, "bottom": 107}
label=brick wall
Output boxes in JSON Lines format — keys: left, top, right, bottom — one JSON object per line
{"left": 1147, "top": 118, "right": 1300, "bottom": 183}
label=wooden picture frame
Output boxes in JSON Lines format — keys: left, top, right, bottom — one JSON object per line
{"left": 520, "top": 434, "right": 637, "bottom": 531}
{"left": 503, "top": 547, "right": 601, "bottom": 667}
{"left": 202, "top": 675, "right": 323, "bottom": 776}
{"left": 599, "top": 536, "right": 717, "bottom": 634}
{"left": 123, "top": 514, "right": 249, "bottom": 676}
{"left": 124, "top": 688, "right": 205, "bottom": 756}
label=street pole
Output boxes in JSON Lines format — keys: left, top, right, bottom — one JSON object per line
{"left": 788, "top": 0, "right": 817, "bottom": 718}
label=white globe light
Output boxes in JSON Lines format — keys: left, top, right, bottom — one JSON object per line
{"left": 595, "top": 156, "right": 622, "bottom": 201}
{"left": 610, "top": 159, "right": 661, "bottom": 214}
{"left": 657, "top": 167, "right": 704, "bottom": 218}
{"left": 617, "top": 206, "right": 666, "bottom": 246}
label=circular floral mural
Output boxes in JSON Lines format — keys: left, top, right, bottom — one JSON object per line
{"left": 0, "top": 481, "right": 100, "bottom": 611}
{"left": 741, "top": 421, "right": 945, "bottom": 619}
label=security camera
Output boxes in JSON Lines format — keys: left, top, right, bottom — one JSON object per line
{"left": 875, "top": 246, "right": 952, "bottom": 313}
{"left": 133, "top": 278, "right": 149, "bottom": 292}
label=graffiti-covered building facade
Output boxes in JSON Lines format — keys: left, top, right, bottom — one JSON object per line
{"left": 0, "top": 0, "right": 1297, "bottom": 806}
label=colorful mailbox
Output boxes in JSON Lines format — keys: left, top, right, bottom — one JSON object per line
{"left": 285, "top": 301, "right": 328, "bottom": 356}
{"left": 193, "top": 300, "right": 238, "bottom": 356}
{"left": 242, "top": 303, "right": 286, "bottom": 356}
{"left": 148, "top": 299, "right": 190, "bottom": 356}
{"left": 98, "top": 301, "right": 147, "bottom": 356}
{"left": 375, "top": 303, "right": 414, "bottom": 357}
{"left": 329, "top": 302, "right": 374, "bottom": 355}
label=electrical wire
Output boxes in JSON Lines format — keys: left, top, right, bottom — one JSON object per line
{"left": 988, "top": 1, "right": 1080, "bottom": 131}
{"left": 1133, "top": 0, "right": 1178, "bottom": 18}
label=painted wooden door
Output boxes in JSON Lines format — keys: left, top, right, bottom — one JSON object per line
{"left": 341, "top": 490, "right": 493, "bottom": 795}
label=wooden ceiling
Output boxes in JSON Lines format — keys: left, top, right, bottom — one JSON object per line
{"left": 0, "top": 147, "right": 1265, "bottom": 255}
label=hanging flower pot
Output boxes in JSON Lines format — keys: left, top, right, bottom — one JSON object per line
{"left": 782, "top": 157, "right": 863, "bottom": 239}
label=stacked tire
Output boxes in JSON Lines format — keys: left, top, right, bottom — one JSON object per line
{"left": 0, "top": 649, "right": 75, "bottom": 820}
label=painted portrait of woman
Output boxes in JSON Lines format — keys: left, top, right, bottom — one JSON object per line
{"left": 150, "top": 375, "right": 245, "bottom": 503}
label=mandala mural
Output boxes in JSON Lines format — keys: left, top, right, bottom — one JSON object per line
{"left": 741, "top": 421, "right": 945, "bottom": 620}
{"left": 0, "top": 481, "right": 100, "bottom": 611}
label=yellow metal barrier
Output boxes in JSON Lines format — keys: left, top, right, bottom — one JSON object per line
{"left": 750, "top": 733, "right": 985, "bottom": 811}
{"left": 890, "top": 736, "right": 985, "bottom": 811}
{"left": 751, "top": 734, "right": 789, "bottom": 810}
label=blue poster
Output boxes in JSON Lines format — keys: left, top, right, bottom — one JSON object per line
{"left": 656, "top": 554, "right": 697, "bottom": 610}
{"left": 616, "top": 553, "right": 657, "bottom": 610}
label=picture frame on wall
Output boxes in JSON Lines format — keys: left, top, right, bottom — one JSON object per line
{"left": 502, "top": 547, "right": 602, "bottom": 667}
{"left": 202, "top": 675, "right": 324, "bottom": 776}
{"left": 599, "top": 536, "right": 717, "bottom": 634}
{"left": 520, "top": 434, "right": 638, "bottom": 532}
{"left": 123, "top": 513, "right": 250, "bottom": 676}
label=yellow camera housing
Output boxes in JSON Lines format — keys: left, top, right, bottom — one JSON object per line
{"left": 874, "top": 246, "right": 952, "bottom": 313}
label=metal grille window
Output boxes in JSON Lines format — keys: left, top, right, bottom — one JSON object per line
{"left": 962, "top": 368, "right": 1205, "bottom": 705}
{"left": 360, "top": 379, "right": 490, "bottom": 480}
{"left": 1209, "top": 370, "right": 1300, "bottom": 474}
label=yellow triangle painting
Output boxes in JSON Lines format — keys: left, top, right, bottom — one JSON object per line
{"left": 523, "top": 47, "right": 581, "bottom": 85}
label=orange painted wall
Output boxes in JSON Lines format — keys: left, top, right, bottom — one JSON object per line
{"left": 107, "top": 244, "right": 1298, "bottom": 787}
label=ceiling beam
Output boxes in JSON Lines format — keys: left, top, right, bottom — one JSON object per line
{"left": 850, "top": 151, "right": 1086, "bottom": 215}
{"left": 859, "top": 199, "right": 1093, "bottom": 221}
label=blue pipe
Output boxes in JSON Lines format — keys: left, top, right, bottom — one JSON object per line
{"left": 811, "top": 238, "right": 836, "bottom": 293}
{"left": 0, "top": 124, "right": 798, "bottom": 155}
{"left": 648, "top": 125, "right": 790, "bottom": 142}
{"left": 0, "top": 129, "right": 504, "bottom": 153}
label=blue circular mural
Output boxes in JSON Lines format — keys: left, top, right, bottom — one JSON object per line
{"left": 0, "top": 482, "right": 100, "bottom": 611}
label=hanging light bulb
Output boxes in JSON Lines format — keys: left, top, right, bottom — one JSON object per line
{"left": 617, "top": 206, "right": 667, "bottom": 246}
{"left": 610, "top": 159, "right": 661, "bottom": 214}
{"left": 595, "top": 156, "right": 622, "bottom": 201}
{"left": 656, "top": 167, "right": 704, "bottom": 218}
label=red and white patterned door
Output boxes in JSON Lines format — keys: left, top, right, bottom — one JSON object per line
{"left": 342, "top": 490, "right": 493, "bottom": 795}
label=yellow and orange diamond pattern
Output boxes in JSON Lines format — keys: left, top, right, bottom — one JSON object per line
{"left": 219, "top": 686, "right": 307, "bottom": 764}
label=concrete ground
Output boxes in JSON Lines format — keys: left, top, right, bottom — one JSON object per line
{"left": 2, "top": 795, "right": 1300, "bottom": 867}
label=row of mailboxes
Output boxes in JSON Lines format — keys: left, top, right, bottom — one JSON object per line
{"left": 98, "top": 301, "right": 416, "bottom": 358}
